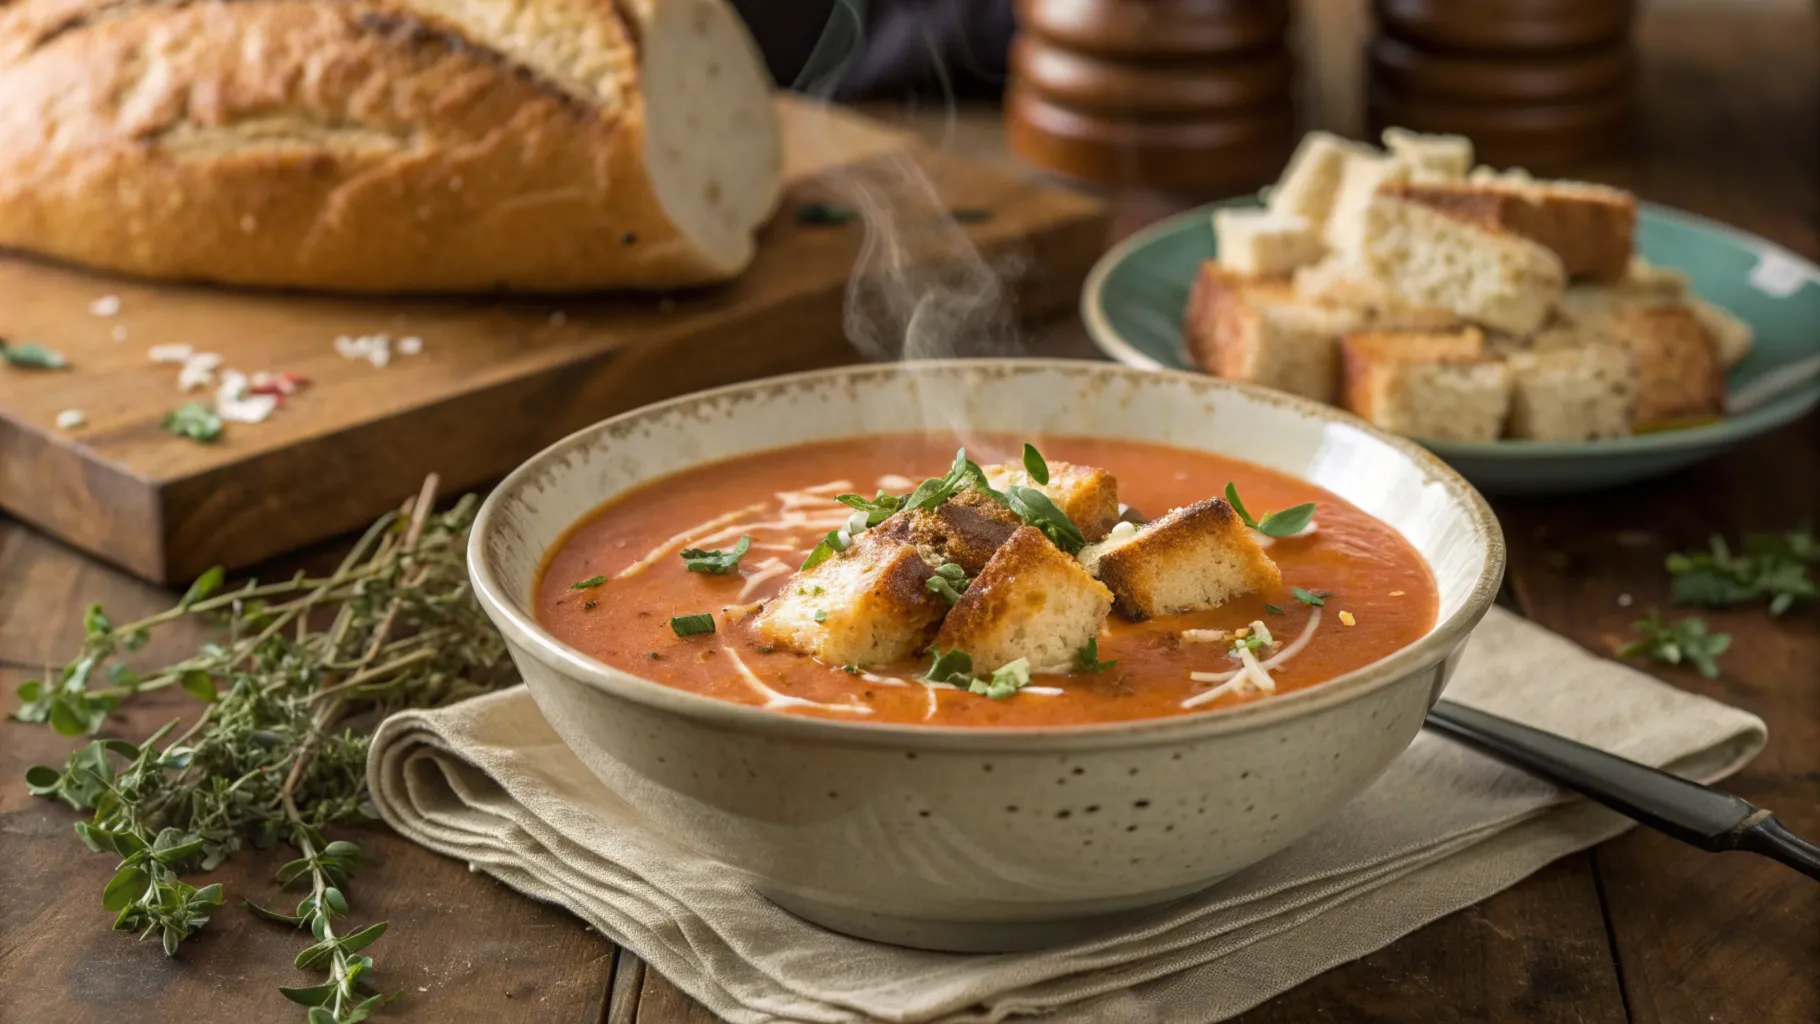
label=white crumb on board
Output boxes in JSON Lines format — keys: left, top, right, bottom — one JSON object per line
{"left": 148, "top": 343, "right": 193, "bottom": 364}
{"left": 55, "top": 409, "right": 85, "bottom": 430}
{"left": 89, "top": 295, "right": 121, "bottom": 317}
{"left": 333, "top": 332, "right": 425, "bottom": 367}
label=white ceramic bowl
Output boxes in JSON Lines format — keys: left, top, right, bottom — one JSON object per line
{"left": 469, "top": 359, "right": 1504, "bottom": 952}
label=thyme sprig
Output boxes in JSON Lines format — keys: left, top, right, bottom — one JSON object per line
{"left": 15, "top": 476, "right": 512, "bottom": 1022}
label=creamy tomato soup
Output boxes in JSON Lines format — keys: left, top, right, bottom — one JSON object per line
{"left": 537, "top": 433, "right": 1438, "bottom": 727}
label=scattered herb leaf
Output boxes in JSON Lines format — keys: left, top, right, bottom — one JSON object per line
{"left": 1617, "top": 614, "right": 1730, "bottom": 678}
{"left": 161, "top": 403, "right": 222, "bottom": 443}
{"left": 925, "top": 563, "right": 969, "bottom": 604}
{"left": 1225, "top": 482, "right": 1316, "bottom": 538}
{"left": 1265, "top": 604, "right": 1285, "bottom": 615}
{"left": 801, "top": 536, "right": 837, "bottom": 571}
{"left": 1021, "top": 443, "right": 1050, "bottom": 486}
{"left": 1234, "top": 623, "right": 1275, "bottom": 652}
{"left": 570, "top": 575, "right": 607, "bottom": 590}
{"left": 0, "top": 339, "right": 69, "bottom": 369}
{"left": 1293, "top": 587, "right": 1331, "bottom": 607}
{"left": 670, "top": 613, "right": 716, "bottom": 637}
{"left": 1006, "top": 486, "right": 1085, "bottom": 554}
{"left": 1666, "top": 531, "right": 1816, "bottom": 615}
{"left": 1074, "top": 638, "right": 1117, "bottom": 674}
{"left": 969, "top": 658, "right": 1030, "bottom": 700}
{"left": 834, "top": 490, "right": 905, "bottom": 527}
{"left": 680, "top": 535, "right": 751, "bottom": 575}
{"left": 922, "top": 648, "right": 974, "bottom": 685}
{"left": 813, "top": 610, "right": 827, "bottom": 623}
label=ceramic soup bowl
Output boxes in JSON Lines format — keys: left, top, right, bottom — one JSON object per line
{"left": 469, "top": 359, "right": 1504, "bottom": 952}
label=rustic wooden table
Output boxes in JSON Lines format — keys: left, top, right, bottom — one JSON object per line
{"left": 2, "top": 4, "right": 1815, "bottom": 1022}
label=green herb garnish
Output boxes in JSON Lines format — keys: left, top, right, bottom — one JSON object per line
{"left": 1265, "top": 604, "right": 1285, "bottom": 615}
{"left": 1074, "top": 638, "right": 1117, "bottom": 674}
{"left": 840, "top": 664, "right": 862, "bottom": 675}
{"left": 1021, "top": 443, "right": 1050, "bottom": 485}
{"left": 813, "top": 610, "right": 827, "bottom": 623}
{"left": 1617, "top": 614, "right": 1730, "bottom": 678}
{"left": 903, "top": 449, "right": 978, "bottom": 512}
{"left": 680, "top": 535, "right": 751, "bottom": 575}
{"left": 834, "top": 490, "right": 905, "bottom": 527}
{"left": 1293, "top": 587, "right": 1330, "bottom": 607}
{"left": 968, "top": 658, "right": 1030, "bottom": 700}
{"left": 1225, "top": 483, "right": 1316, "bottom": 538}
{"left": 922, "top": 648, "right": 974, "bottom": 685}
{"left": 795, "top": 201, "right": 858, "bottom": 225}
{"left": 0, "top": 339, "right": 68, "bottom": 369}
{"left": 801, "top": 526, "right": 854, "bottom": 571}
{"left": 670, "top": 613, "right": 716, "bottom": 637}
{"left": 925, "top": 563, "right": 969, "bottom": 604}
{"left": 160, "top": 403, "right": 222, "bottom": 443}
{"left": 570, "top": 575, "right": 607, "bottom": 590}
{"left": 1666, "top": 531, "right": 1816, "bottom": 615}
{"left": 1234, "top": 622, "right": 1275, "bottom": 652}
{"left": 1005, "top": 486, "right": 1085, "bottom": 554}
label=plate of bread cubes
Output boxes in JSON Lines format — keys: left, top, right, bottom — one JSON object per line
{"left": 1083, "top": 128, "right": 1820, "bottom": 494}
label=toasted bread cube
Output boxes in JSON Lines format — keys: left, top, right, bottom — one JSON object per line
{"left": 1594, "top": 305, "right": 1725, "bottom": 428}
{"left": 1293, "top": 255, "right": 1463, "bottom": 332}
{"left": 933, "top": 527, "right": 1113, "bottom": 673}
{"left": 1358, "top": 193, "right": 1565, "bottom": 335}
{"left": 1184, "top": 262, "right": 1367, "bottom": 403}
{"left": 872, "top": 487, "right": 1021, "bottom": 575}
{"left": 1382, "top": 128, "right": 1473, "bottom": 179}
{"left": 1213, "top": 208, "right": 1326, "bottom": 276}
{"left": 1686, "top": 296, "right": 1753, "bottom": 368}
{"left": 1325, "top": 150, "right": 1413, "bottom": 258}
{"left": 1267, "top": 131, "right": 1378, "bottom": 231}
{"left": 1622, "top": 256, "right": 1690, "bottom": 299}
{"left": 1078, "top": 499, "right": 1282, "bottom": 621}
{"left": 1386, "top": 179, "right": 1635, "bottom": 281}
{"left": 983, "top": 460, "right": 1120, "bottom": 542}
{"left": 1506, "top": 346, "right": 1637, "bottom": 441}
{"left": 1339, "top": 327, "right": 1512, "bottom": 441}
{"left": 753, "top": 532, "right": 944, "bottom": 666}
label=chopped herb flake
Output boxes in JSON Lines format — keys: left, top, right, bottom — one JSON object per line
{"left": 813, "top": 609, "right": 827, "bottom": 623}
{"left": 1021, "top": 443, "right": 1050, "bottom": 485}
{"left": 680, "top": 535, "right": 751, "bottom": 574}
{"left": 925, "top": 562, "right": 969, "bottom": 604}
{"left": 1074, "top": 637, "right": 1117, "bottom": 674}
{"left": 160, "top": 403, "right": 222, "bottom": 443}
{"left": 1293, "top": 587, "right": 1331, "bottom": 607}
{"left": 1666, "top": 530, "right": 1816, "bottom": 615}
{"left": 570, "top": 575, "right": 607, "bottom": 590}
{"left": 1264, "top": 603, "right": 1285, "bottom": 615}
{"left": 0, "top": 339, "right": 68, "bottom": 369}
{"left": 1617, "top": 614, "right": 1729, "bottom": 678}
{"left": 669, "top": 614, "right": 716, "bottom": 637}
{"left": 834, "top": 490, "right": 905, "bottom": 527}
{"left": 1225, "top": 482, "right": 1316, "bottom": 538}
{"left": 969, "top": 658, "right": 1030, "bottom": 699}
{"left": 922, "top": 648, "right": 974, "bottom": 685}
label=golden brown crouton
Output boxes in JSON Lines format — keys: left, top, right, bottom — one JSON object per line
{"left": 1358, "top": 193, "right": 1566, "bottom": 335}
{"left": 753, "top": 532, "right": 944, "bottom": 666}
{"left": 1339, "top": 328, "right": 1512, "bottom": 442}
{"left": 1183, "top": 261, "right": 1368, "bottom": 404}
{"left": 1505, "top": 346, "right": 1637, "bottom": 441}
{"left": 1591, "top": 305, "right": 1725, "bottom": 428}
{"left": 932, "top": 527, "right": 1113, "bottom": 673}
{"left": 872, "top": 488, "right": 1021, "bottom": 575}
{"left": 983, "top": 460, "right": 1121, "bottom": 542}
{"left": 1077, "top": 500, "right": 1281, "bottom": 621}
{"left": 1385, "top": 179, "right": 1635, "bottom": 281}
{"left": 1213, "top": 207, "right": 1325, "bottom": 277}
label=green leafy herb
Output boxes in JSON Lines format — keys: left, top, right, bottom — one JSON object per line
{"left": 1617, "top": 614, "right": 1730, "bottom": 679}
{"left": 834, "top": 490, "right": 905, "bottom": 527}
{"left": 1074, "top": 638, "right": 1117, "bottom": 674}
{"left": 13, "top": 480, "right": 511, "bottom": 1021}
{"left": 1225, "top": 483, "right": 1317, "bottom": 538}
{"left": 1265, "top": 604, "right": 1285, "bottom": 615}
{"left": 925, "top": 563, "right": 969, "bottom": 604}
{"left": 813, "top": 610, "right": 827, "bottom": 623}
{"left": 1666, "top": 531, "right": 1817, "bottom": 615}
{"left": 670, "top": 613, "right": 716, "bottom": 637}
{"left": 903, "top": 449, "right": 981, "bottom": 513}
{"left": 1021, "top": 443, "right": 1050, "bottom": 485}
{"left": 161, "top": 403, "right": 222, "bottom": 443}
{"left": 839, "top": 664, "right": 862, "bottom": 675}
{"left": 801, "top": 536, "right": 837, "bottom": 570}
{"left": 968, "top": 658, "right": 1030, "bottom": 700}
{"left": 1233, "top": 622, "right": 1275, "bottom": 652}
{"left": 680, "top": 535, "right": 751, "bottom": 575}
{"left": 0, "top": 339, "right": 69, "bottom": 369}
{"left": 570, "top": 575, "right": 607, "bottom": 590}
{"left": 795, "top": 201, "right": 858, "bottom": 226}
{"left": 922, "top": 648, "right": 974, "bottom": 685}
{"left": 1005, "top": 486, "right": 1085, "bottom": 554}
{"left": 1293, "top": 587, "right": 1331, "bottom": 607}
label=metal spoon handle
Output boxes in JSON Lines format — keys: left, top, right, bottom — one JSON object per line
{"left": 1425, "top": 699, "right": 1819, "bottom": 882}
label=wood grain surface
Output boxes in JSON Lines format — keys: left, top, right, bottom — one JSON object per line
{"left": 0, "top": 98, "right": 1108, "bottom": 585}
{"left": 2, "top": 3, "right": 1816, "bottom": 1023}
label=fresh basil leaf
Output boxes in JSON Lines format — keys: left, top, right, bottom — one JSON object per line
{"left": 1224, "top": 482, "right": 1257, "bottom": 529}
{"left": 801, "top": 536, "right": 837, "bottom": 570}
{"left": 1264, "top": 604, "right": 1285, "bottom": 615}
{"left": 1074, "top": 638, "right": 1117, "bottom": 673}
{"left": 922, "top": 648, "right": 974, "bottom": 684}
{"left": 570, "top": 575, "right": 607, "bottom": 590}
{"left": 669, "top": 614, "right": 716, "bottom": 637}
{"left": 1021, "top": 443, "right": 1050, "bottom": 485}
{"left": 1006, "top": 486, "right": 1085, "bottom": 554}
{"left": 1292, "top": 587, "right": 1330, "bottom": 607}
{"left": 1258, "top": 502, "right": 1317, "bottom": 538}
{"left": 969, "top": 658, "right": 1030, "bottom": 699}
{"left": 835, "top": 490, "right": 904, "bottom": 526}
{"left": 680, "top": 535, "right": 751, "bottom": 574}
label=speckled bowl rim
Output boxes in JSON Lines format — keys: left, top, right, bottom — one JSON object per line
{"left": 1080, "top": 200, "right": 1820, "bottom": 457}
{"left": 470, "top": 358, "right": 1506, "bottom": 753}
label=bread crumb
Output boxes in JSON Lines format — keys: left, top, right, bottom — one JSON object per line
{"left": 149, "top": 343, "right": 193, "bottom": 364}
{"left": 89, "top": 295, "right": 120, "bottom": 317}
{"left": 1339, "top": 610, "right": 1356, "bottom": 626}
{"left": 398, "top": 336, "right": 423, "bottom": 355}
{"left": 55, "top": 409, "right": 85, "bottom": 430}
{"left": 177, "top": 352, "right": 223, "bottom": 391}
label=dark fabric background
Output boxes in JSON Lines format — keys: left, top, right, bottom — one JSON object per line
{"left": 731, "top": 0, "right": 1017, "bottom": 100}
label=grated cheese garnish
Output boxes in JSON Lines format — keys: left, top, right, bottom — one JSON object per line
{"left": 724, "top": 648, "right": 871, "bottom": 714}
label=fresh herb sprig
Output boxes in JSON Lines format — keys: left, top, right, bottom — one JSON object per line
{"left": 833, "top": 490, "right": 904, "bottom": 527}
{"left": 162, "top": 402, "right": 223, "bottom": 443}
{"left": 1617, "top": 613, "right": 1731, "bottom": 679}
{"left": 680, "top": 535, "right": 751, "bottom": 575}
{"left": 925, "top": 563, "right": 969, "bottom": 604}
{"left": 0, "top": 338, "right": 68, "bottom": 369}
{"left": 922, "top": 648, "right": 975, "bottom": 685}
{"left": 1666, "top": 530, "right": 1817, "bottom": 615}
{"left": 1074, "top": 638, "right": 1117, "bottom": 673}
{"left": 968, "top": 658, "right": 1031, "bottom": 700}
{"left": 15, "top": 477, "right": 512, "bottom": 1022}
{"left": 1225, "top": 483, "right": 1316, "bottom": 539}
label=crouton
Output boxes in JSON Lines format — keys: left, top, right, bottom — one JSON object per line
{"left": 1213, "top": 207, "right": 1326, "bottom": 276}
{"left": 1339, "top": 327, "right": 1512, "bottom": 442}
{"left": 1325, "top": 149, "right": 1413, "bottom": 258}
{"left": 982, "top": 460, "right": 1121, "bottom": 542}
{"left": 1382, "top": 128, "right": 1472, "bottom": 179}
{"left": 1385, "top": 179, "right": 1635, "bottom": 281}
{"left": 932, "top": 526, "right": 1113, "bottom": 673}
{"left": 1078, "top": 500, "right": 1281, "bottom": 621}
{"left": 1293, "top": 255, "right": 1463, "bottom": 332}
{"left": 752, "top": 532, "right": 945, "bottom": 666}
{"left": 1589, "top": 305, "right": 1726, "bottom": 428}
{"left": 1622, "top": 256, "right": 1690, "bottom": 299}
{"left": 1685, "top": 296, "right": 1754, "bottom": 368}
{"left": 1183, "top": 261, "right": 1367, "bottom": 403}
{"left": 1559, "top": 257, "right": 1689, "bottom": 319}
{"left": 1505, "top": 346, "right": 1637, "bottom": 441}
{"left": 1267, "top": 131, "right": 1378, "bottom": 232}
{"left": 872, "top": 487, "right": 1021, "bottom": 575}
{"left": 1358, "top": 193, "right": 1566, "bottom": 334}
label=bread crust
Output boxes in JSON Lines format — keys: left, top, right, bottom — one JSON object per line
{"left": 0, "top": 0, "right": 775, "bottom": 292}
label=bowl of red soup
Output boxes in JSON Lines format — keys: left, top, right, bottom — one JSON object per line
{"left": 469, "top": 359, "right": 1504, "bottom": 952}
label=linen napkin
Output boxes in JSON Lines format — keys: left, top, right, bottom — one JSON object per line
{"left": 367, "top": 608, "right": 1766, "bottom": 1024}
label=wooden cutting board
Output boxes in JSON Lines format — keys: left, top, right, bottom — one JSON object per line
{"left": 0, "top": 98, "right": 1108, "bottom": 584}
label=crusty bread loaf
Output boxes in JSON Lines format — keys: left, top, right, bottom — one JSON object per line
{"left": 1078, "top": 500, "right": 1280, "bottom": 621}
{"left": 1339, "top": 327, "right": 1511, "bottom": 442}
{"left": 1213, "top": 208, "right": 1325, "bottom": 277}
{"left": 1386, "top": 179, "right": 1635, "bottom": 281}
{"left": 1183, "top": 262, "right": 1367, "bottom": 403}
{"left": 1358, "top": 193, "right": 1566, "bottom": 334}
{"left": 0, "top": 0, "right": 782, "bottom": 292}
{"left": 1505, "top": 346, "right": 1637, "bottom": 441}
{"left": 933, "top": 526, "right": 1112, "bottom": 674}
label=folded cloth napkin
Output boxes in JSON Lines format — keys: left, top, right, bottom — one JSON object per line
{"left": 368, "top": 608, "right": 1766, "bottom": 1024}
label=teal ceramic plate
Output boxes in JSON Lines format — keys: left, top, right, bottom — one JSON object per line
{"left": 1082, "top": 199, "right": 1820, "bottom": 494}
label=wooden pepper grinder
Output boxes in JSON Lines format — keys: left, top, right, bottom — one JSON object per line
{"left": 1369, "top": 0, "right": 1636, "bottom": 170}
{"left": 1006, "top": 0, "right": 1298, "bottom": 194}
